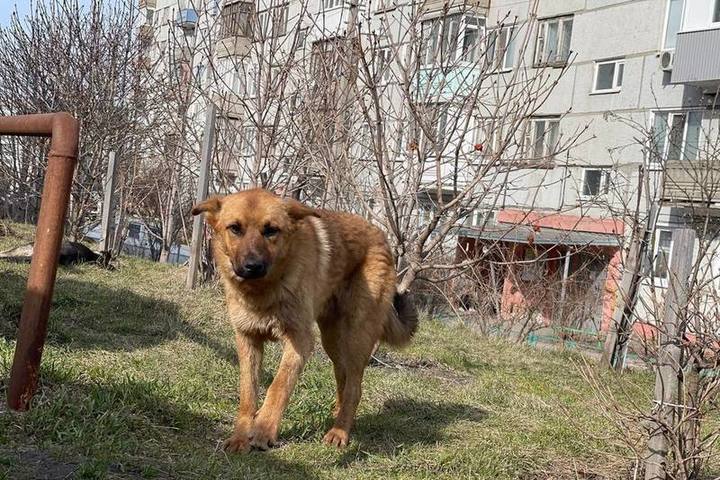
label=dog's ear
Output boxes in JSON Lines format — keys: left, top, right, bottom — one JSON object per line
{"left": 285, "top": 198, "right": 320, "bottom": 221}
{"left": 191, "top": 196, "right": 222, "bottom": 225}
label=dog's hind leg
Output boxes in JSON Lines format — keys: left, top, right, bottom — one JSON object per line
{"left": 322, "top": 251, "right": 394, "bottom": 447}
{"left": 318, "top": 318, "right": 346, "bottom": 418}
{"left": 322, "top": 343, "right": 372, "bottom": 448}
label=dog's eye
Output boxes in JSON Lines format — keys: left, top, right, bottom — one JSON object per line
{"left": 262, "top": 225, "right": 280, "bottom": 238}
{"left": 227, "top": 223, "right": 243, "bottom": 236}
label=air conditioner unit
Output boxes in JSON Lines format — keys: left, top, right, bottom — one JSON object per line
{"left": 660, "top": 50, "right": 674, "bottom": 72}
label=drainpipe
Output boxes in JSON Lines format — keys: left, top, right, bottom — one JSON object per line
{"left": 0, "top": 113, "right": 80, "bottom": 411}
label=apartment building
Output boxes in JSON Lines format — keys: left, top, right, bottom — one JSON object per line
{"left": 138, "top": 0, "right": 720, "bottom": 334}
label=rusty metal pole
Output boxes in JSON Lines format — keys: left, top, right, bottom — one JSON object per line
{"left": 0, "top": 113, "right": 79, "bottom": 411}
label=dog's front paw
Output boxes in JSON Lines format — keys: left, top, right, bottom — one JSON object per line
{"left": 323, "top": 427, "right": 349, "bottom": 448}
{"left": 223, "top": 432, "right": 251, "bottom": 453}
{"left": 250, "top": 417, "right": 278, "bottom": 451}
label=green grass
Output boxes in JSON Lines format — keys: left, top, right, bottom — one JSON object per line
{"left": 0, "top": 223, "right": 693, "bottom": 479}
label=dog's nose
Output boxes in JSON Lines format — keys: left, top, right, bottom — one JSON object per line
{"left": 237, "top": 260, "right": 267, "bottom": 279}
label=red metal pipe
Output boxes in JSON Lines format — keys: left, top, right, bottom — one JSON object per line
{"left": 0, "top": 113, "right": 79, "bottom": 411}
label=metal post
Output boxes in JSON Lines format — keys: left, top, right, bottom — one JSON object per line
{"left": 0, "top": 113, "right": 79, "bottom": 411}
{"left": 555, "top": 247, "right": 572, "bottom": 329}
{"left": 644, "top": 228, "right": 696, "bottom": 480}
{"left": 99, "top": 151, "right": 117, "bottom": 253}
{"left": 186, "top": 103, "right": 217, "bottom": 289}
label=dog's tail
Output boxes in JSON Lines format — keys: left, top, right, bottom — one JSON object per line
{"left": 382, "top": 291, "right": 419, "bottom": 347}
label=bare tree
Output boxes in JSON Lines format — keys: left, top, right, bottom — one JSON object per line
{"left": 0, "top": 0, "right": 148, "bottom": 241}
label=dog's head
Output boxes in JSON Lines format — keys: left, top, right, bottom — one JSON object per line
{"left": 191, "top": 189, "right": 318, "bottom": 282}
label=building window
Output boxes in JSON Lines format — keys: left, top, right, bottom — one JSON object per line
{"left": 592, "top": 59, "right": 624, "bottom": 93}
{"left": 418, "top": 206, "right": 431, "bottom": 227}
{"left": 240, "top": 127, "right": 255, "bottom": 157}
{"left": 243, "top": 63, "right": 258, "bottom": 97}
{"left": 221, "top": 1, "right": 253, "bottom": 39}
{"left": 423, "top": 104, "right": 449, "bottom": 153}
{"left": 271, "top": 4, "right": 289, "bottom": 37}
{"left": 128, "top": 223, "right": 141, "bottom": 240}
{"left": 715, "top": 0, "right": 720, "bottom": 22}
{"left": 375, "top": 0, "right": 395, "bottom": 11}
{"left": 581, "top": 168, "right": 611, "bottom": 197}
{"left": 474, "top": 117, "right": 501, "bottom": 159}
{"left": 523, "top": 118, "right": 560, "bottom": 160}
{"left": 486, "top": 26, "right": 515, "bottom": 70}
{"left": 295, "top": 27, "right": 308, "bottom": 50}
{"left": 663, "top": 0, "right": 685, "bottom": 49}
{"left": 376, "top": 47, "right": 392, "bottom": 84}
{"left": 652, "top": 111, "right": 701, "bottom": 164}
{"left": 464, "top": 209, "right": 494, "bottom": 227}
{"left": 422, "top": 14, "right": 486, "bottom": 65}
{"left": 535, "top": 16, "right": 573, "bottom": 67}
{"left": 323, "top": 0, "right": 343, "bottom": 10}
{"left": 653, "top": 229, "right": 673, "bottom": 280}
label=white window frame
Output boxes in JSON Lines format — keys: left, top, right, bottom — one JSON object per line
{"left": 523, "top": 117, "right": 560, "bottom": 161}
{"left": 486, "top": 26, "right": 515, "bottom": 71}
{"left": 421, "top": 14, "right": 486, "bottom": 66}
{"left": 294, "top": 27, "right": 308, "bottom": 50}
{"left": 375, "top": 0, "right": 396, "bottom": 12}
{"left": 323, "top": 0, "right": 343, "bottom": 11}
{"left": 653, "top": 228, "right": 674, "bottom": 285}
{"left": 650, "top": 110, "right": 702, "bottom": 167}
{"left": 270, "top": 3, "right": 289, "bottom": 38}
{"left": 661, "top": 0, "right": 686, "bottom": 50}
{"left": 534, "top": 15, "right": 573, "bottom": 67}
{"left": 376, "top": 47, "right": 393, "bottom": 84}
{"left": 464, "top": 209, "right": 494, "bottom": 227}
{"left": 580, "top": 168, "right": 611, "bottom": 199}
{"left": 421, "top": 103, "right": 450, "bottom": 155}
{"left": 243, "top": 63, "right": 258, "bottom": 98}
{"left": 352, "top": 124, "right": 372, "bottom": 159}
{"left": 240, "top": 126, "right": 255, "bottom": 157}
{"left": 474, "top": 117, "right": 501, "bottom": 160}
{"left": 592, "top": 59, "right": 625, "bottom": 94}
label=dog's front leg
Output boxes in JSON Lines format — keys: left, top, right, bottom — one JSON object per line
{"left": 224, "top": 332, "right": 264, "bottom": 453}
{"left": 251, "top": 329, "right": 314, "bottom": 450}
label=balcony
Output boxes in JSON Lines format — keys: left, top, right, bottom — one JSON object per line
{"left": 177, "top": 8, "right": 198, "bottom": 30}
{"left": 671, "top": 28, "right": 720, "bottom": 89}
{"left": 662, "top": 161, "right": 720, "bottom": 204}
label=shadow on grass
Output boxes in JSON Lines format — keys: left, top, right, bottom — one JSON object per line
{"left": 337, "top": 398, "right": 488, "bottom": 466}
{"left": 0, "top": 368, "right": 319, "bottom": 479}
{"left": 0, "top": 269, "right": 236, "bottom": 363}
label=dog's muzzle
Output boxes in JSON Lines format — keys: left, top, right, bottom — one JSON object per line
{"left": 234, "top": 260, "right": 268, "bottom": 279}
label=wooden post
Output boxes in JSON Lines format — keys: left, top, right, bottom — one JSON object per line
{"left": 186, "top": 103, "right": 216, "bottom": 289}
{"left": 99, "top": 151, "right": 118, "bottom": 253}
{"left": 603, "top": 199, "right": 660, "bottom": 371}
{"left": 644, "top": 228, "right": 696, "bottom": 480}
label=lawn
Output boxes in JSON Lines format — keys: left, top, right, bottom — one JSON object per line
{"left": 0, "top": 223, "right": 670, "bottom": 479}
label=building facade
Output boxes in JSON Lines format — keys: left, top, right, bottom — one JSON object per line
{"left": 138, "top": 0, "right": 720, "bottom": 336}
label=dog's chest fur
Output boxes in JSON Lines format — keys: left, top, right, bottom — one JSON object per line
{"left": 223, "top": 217, "right": 333, "bottom": 338}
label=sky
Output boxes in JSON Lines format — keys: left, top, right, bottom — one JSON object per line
{"left": 0, "top": 1, "right": 100, "bottom": 27}
{"left": 0, "top": 1, "right": 31, "bottom": 26}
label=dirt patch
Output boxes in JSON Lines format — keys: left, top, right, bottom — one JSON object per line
{"left": 0, "top": 446, "right": 79, "bottom": 480}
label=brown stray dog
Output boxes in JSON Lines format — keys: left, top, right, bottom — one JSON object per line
{"left": 191, "top": 188, "right": 418, "bottom": 452}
